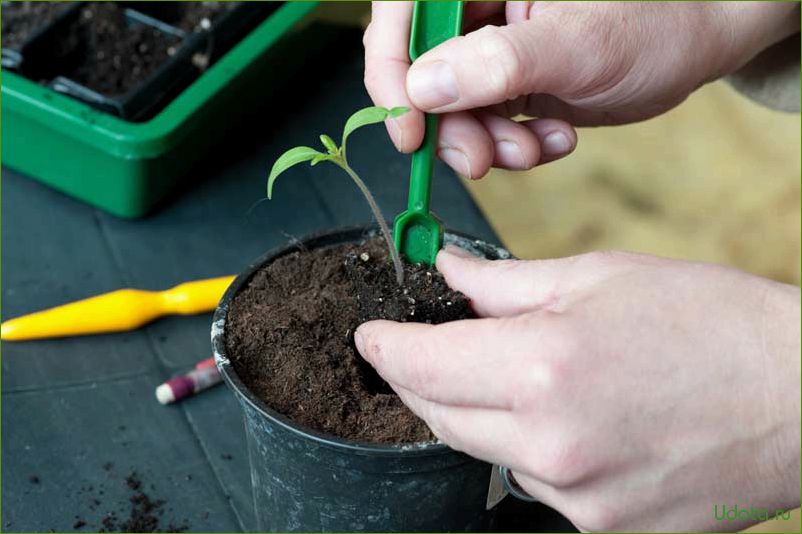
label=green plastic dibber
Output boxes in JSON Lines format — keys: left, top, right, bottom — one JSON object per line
{"left": 393, "top": 0, "right": 464, "bottom": 266}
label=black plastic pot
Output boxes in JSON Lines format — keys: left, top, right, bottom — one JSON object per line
{"left": 212, "top": 226, "right": 513, "bottom": 532}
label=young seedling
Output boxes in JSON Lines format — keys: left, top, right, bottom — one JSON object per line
{"left": 267, "top": 106, "right": 409, "bottom": 286}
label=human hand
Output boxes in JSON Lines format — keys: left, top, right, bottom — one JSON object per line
{"left": 355, "top": 248, "right": 801, "bottom": 531}
{"left": 364, "top": 1, "right": 799, "bottom": 178}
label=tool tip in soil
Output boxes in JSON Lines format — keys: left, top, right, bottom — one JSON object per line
{"left": 393, "top": 210, "right": 443, "bottom": 266}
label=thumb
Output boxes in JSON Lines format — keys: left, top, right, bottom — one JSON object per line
{"left": 406, "top": 17, "right": 586, "bottom": 113}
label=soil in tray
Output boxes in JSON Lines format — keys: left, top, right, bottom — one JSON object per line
{"left": 65, "top": 3, "right": 182, "bottom": 96}
{"left": 1, "top": 1, "right": 70, "bottom": 50}
{"left": 226, "top": 238, "right": 475, "bottom": 444}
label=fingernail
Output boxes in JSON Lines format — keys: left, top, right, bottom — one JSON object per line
{"left": 439, "top": 147, "right": 472, "bottom": 179}
{"left": 354, "top": 329, "right": 367, "bottom": 359}
{"left": 443, "top": 245, "right": 476, "bottom": 259}
{"left": 541, "top": 131, "right": 573, "bottom": 157}
{"left": 495, "top": 140, "right": 527, "bottom": 169}
{"left": 408, "top": 61, "right": 459, "bottom": 109}
{"left": 386, "top": 118, "right": 405, "bottom": 151}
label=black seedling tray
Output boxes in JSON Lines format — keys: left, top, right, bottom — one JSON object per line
{"left": 123, "top": 1, "right": 280, "bottom": 64}
{"left": 1, "top": 1, "right": 83, "bottom": 76}
{"left": 5, "top": 1, "right": 279, "bottom": 122}
{"left": 193, "top": 2, "right": 281, "bottom": 65}
{"left": 49, "top": 6, "right": 196, "bottom": 121}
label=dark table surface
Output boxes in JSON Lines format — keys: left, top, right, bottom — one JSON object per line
{"left": 1, "top": 31, "right": 574, "bottom": 533}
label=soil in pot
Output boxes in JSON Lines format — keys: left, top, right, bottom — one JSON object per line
{"left": 63, "top": 3, "right": 182, "bottom": 96}
{"left": 1, "top": 1, "right": 70, "bottom": 50}
{"left": 226, "top": 238, "right": 475, "bottom": 444}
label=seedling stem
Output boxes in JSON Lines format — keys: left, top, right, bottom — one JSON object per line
{"left": 266, "top": 107, "right": 410, "bottom": 285}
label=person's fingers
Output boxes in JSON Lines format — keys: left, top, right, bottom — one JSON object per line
{"left": 474, "top": 112, "right": 540, "bottom": 170}
{"left": 391, "top": 384, "right": 598, "bottom": 503}
{"left": 391, "top": 384, "right": 524, "bottom": 467}
{"left": 355, "top": 317, "right": 555, "bottom": 409}
{"left": 436, "top": 111, "right": 494, "bottom": 179}
{"left": 520, "top": 118, "right": 577, "bottom": 164}
{"left": 405, "top": 16, "right": 591, "bottom": 113}
{"left": 488, "top": 92, "right": 642, "bottom": 128}
{"left": 505, "top": 1, "right": 534, "bottom": 24}
{"left": 435, "top": 251, "right": 570, "bottom": 317}
{"left": 483, "top": 96, "right": 530, "bottom": 120}
{"left": 392, "top": 384, "right": 592, "bottom": 526}
{"left": 364, "top": 1, "right": 424, "bottom": 153}
{"left": 522, "top": 93, "right": 640, "bottom": 127}
{"left": 436, "top": 249, "right": 640, "bottom": 318}
{"left": 437, "top": 112, "right": 574, "bottom": 176}
{"left": 485, "top": 93, "right": 624, "bottom": 129}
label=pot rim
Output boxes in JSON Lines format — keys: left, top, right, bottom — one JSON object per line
{"left": 212, "top": 224, "right": 511, "bottom": 457}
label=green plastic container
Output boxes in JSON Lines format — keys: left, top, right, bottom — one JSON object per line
{"left": 1, "top": 1, "right": 319, "bottom": 218}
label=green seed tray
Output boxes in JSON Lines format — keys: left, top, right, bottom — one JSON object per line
{"left": 1, "top": 1, "right": 319, "bottom": 218}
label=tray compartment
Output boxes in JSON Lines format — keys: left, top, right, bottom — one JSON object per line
{"left": 46, "top": 3, "right": 201, "bottom": 122}
{"left": 1, "top": 1, "right": 83, "bottom": 76}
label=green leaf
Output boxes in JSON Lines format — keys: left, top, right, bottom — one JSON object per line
{"left": 266, "top": 146, "right": 321, "bottom": 199}
{"left": 341, "top": 106, "right": 410, "bottom": 154}
{"left": 319, "top": 134, "right": 338, "bottom": 154}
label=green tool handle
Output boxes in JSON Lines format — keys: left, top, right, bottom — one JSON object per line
{"left": 407, "top": 113, "right": 438, "bottom": 213}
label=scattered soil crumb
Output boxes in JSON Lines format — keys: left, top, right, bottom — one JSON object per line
{"left": 68, "top": 468, "right": 193, "bottom": 532}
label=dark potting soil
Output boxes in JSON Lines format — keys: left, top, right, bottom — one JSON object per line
{"left": 226, "top": 238, "right": 474, "bottom": 444}
{"left": 66, "top": 3, "right": 181, "bottom": 96}
{"left": 1, "top": 1, "right": 69, "bottom": 50}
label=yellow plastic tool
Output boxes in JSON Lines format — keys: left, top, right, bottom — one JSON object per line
{"left": 1, "top": 276, "right": 235, "bottom": 341}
